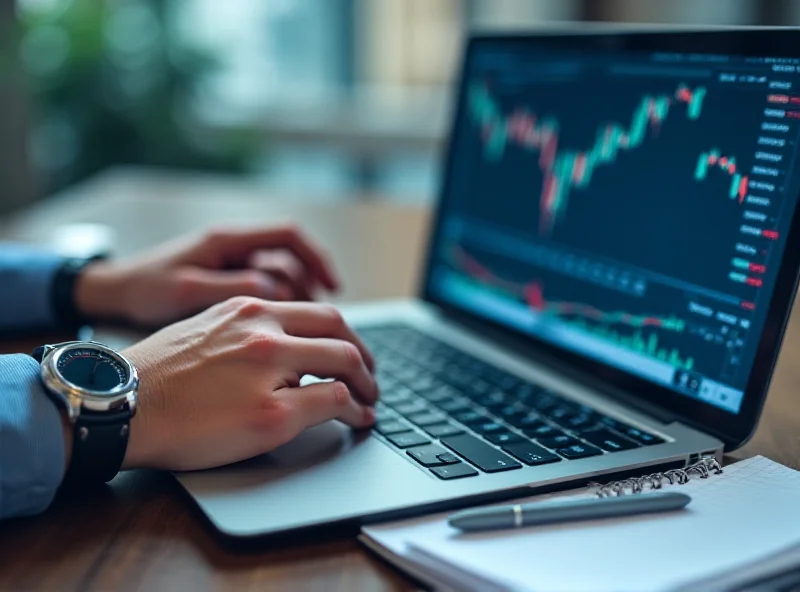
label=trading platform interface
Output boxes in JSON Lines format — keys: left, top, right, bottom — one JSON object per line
{"left": 430, "top": 46, "right": 800, "bottom": 414}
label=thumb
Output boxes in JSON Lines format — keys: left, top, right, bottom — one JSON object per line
{"left": 177, "top": 268, "right": 292, "bottom": 311}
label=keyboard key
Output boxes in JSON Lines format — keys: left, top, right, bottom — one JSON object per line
{"left": 441, "top": 434, "right": 522, "bottom": 473}
{"left": 436, "top": 452, "right": 461, "bottom": 464}
{"left": 407, "top": 411, "right": 448, "bottom": 426}
{"left": 522, "top": 424, "right": 564, "bottom": 438}
{"left": 441, "top": 367, "right": 470, "bottom": 388}
{"left": 496, "top": 405, "right": 526, "bottom": 421}
{"left": 485, "top": 431, "right": 525, "bottom": 445}
{"left": 561, "top": 413, "right": 599, "bottom": 430}
{"left": 502, "top": 442, "right": 562, "bottom": 466}
{"left": 430, "top": 463, "right": 478, "bottom": 480}
{"left": 453, "top": 410, "right": 491, "bottom": 427}
{"left": 472, "top": 421, "right": 506, "bottom": 435}
{"left": 581, "top": 428, "right": 639, "bottom": 452}
{"left": 374, "top": 420, "right": 412, "bottom": 435}
{"left": 537, "top": 434, "right": 580, "bottom": 449}
{"left": 409, "top": 375, "right": 439, "bottom": 393}
{"left": 424, "top": 422, "right": 465, "bottom": 438}
{"left": 392, "top": 365, "right": 421, "bottom": 383}
{"left": 394, "top": 400, "right": 429, "bottom": 416}
{"left": 419, "top": 385, "right": 457, "bottom": 403}
{"left": 438, "top": 398, "right": 471, "bottom": 413}
{"left": 374, "top": 406, "right": 396, "bottom": 422}
{"left": 380, "top": 391, "right": 412, "bottom": 406}
{"left": 557, "top": 443, "right": 603, "bottom": 460}
{"left": 505, "top": 412, "right": 545, "bottom": 429}
{"left": 513, "top": 382, "right": 541, "bottom": 400}
{"left": 407, "top": 444, "right": 450, "bottom": 467}
{"left": 524, "top": 391, "right": 561, "bottom": 411}
{"left": 387, "top": 432, "right": 430, "bottom": 448}
{"left": 622, "top": 427, "right": 665, "bottom": 446}
{"left": 600, "top": 416, "right": 630, "bottom": 431}
{"left": 494, "top": 374, "right": 521, "bottom": 392}
{"left": 463, "top": 380, "right": 493, "bottom": 399}
{"left": 376, "top": 372, "right": 396, "bottom": 388}
{"left": 542, "top": 404, "right": 579, "bottom": 422}
{"left": 474, "top": 391, "right": 512, "bottom": 410}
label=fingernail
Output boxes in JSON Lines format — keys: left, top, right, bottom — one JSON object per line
{"left": 365, "top": 406, "right": 376, "bottom": 424}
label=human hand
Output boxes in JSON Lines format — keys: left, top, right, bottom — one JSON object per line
{"left": 118, "top": 297, "right": 377, "bottom": 471}
{"left": 75, "top": 226, "right": 340, "bottom": 327}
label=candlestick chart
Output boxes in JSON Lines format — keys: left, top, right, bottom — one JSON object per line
{"left": 694, "top": 149, "right": 749, "bottom": 202}
{"left": 462, "top": 78, "right": 764, "bottom": 295}
{"left": 469, "top": 82, "right": 751, "bottom": 237}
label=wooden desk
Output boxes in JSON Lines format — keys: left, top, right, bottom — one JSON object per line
{"left": 1, "top": 168, "right": 799, "bottom": 591}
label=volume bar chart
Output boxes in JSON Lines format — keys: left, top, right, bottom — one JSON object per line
{"left": 567, "top": 318, "right": 695, "bottom": 370}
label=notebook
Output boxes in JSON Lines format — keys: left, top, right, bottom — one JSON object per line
{"left": 360, "top": 456, "right": 800, "bottom": 592}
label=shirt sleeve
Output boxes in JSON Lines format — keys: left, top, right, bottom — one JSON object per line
{"left": 0, "top": 354, "right": 66, "bottom": 519}
{"left": 0, "top": 243, "right": 63, "bottom": 332}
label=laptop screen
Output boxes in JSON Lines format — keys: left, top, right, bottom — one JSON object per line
{"left": 427, "top": 37, "right": 800, "bottom": 416}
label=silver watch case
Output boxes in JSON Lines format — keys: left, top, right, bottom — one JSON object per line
{"left": 39, "top": 341, "right": 139, "bottom": 423}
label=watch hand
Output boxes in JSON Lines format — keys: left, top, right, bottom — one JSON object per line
{"left": 90, "top": 359, "right": 100, "bottom": 386}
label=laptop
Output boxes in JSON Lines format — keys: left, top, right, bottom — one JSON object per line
{"left": 167, "top": 27, "right": 800, "bottom": 538}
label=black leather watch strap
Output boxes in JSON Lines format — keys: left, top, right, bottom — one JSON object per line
{"left": 31, "top": 345, "right": 46, "bottom": 363}
{"left": 63, "top": 408, "right": 131, "bottom": 486}
{"left": 50, "top": 256, "right": 106, "bottom": 330}
{"left": 32, "top": 344, "right": 132, "bottom": 486}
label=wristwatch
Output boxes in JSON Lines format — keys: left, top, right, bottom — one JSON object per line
{"left": 51, "top": 256, "right": 107, "bottom": 329}
{"left": 32, "top": 341, "right": 139, "bottom": 485}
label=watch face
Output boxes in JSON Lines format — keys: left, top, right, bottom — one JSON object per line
{"left": 56, "top": 347, "right": 129, "bottom": 392}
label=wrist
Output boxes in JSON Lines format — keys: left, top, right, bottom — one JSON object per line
{"left": 74, "top": 261, "right": 128, "bottom": 323}
{"left": 119, "top": 346, "right": 158, "bottom": 470}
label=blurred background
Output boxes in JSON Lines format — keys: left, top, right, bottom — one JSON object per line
{"left": 1, "top": 0, "right": 798, "bottom": 215}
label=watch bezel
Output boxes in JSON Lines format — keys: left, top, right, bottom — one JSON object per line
{"left": 40, "top": 341, "right": 139, "bottom": 420}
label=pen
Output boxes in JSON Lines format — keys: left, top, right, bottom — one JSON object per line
{"left": 448, "top": 491, "right": 691, "bottom": 532}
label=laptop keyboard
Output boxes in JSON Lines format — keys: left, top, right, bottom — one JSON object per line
{"left": 359, "top": 324, "right": 664, "bottom": 480}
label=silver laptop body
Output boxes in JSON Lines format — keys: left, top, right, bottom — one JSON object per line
{"left": 140, "top": 28, "right": 800, "bottom": 537}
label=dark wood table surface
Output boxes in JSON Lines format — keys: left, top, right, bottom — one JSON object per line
{"left": 1, "top": 169, "right": 798, "bottom": 591}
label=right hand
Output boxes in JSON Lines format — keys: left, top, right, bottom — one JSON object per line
{"left": 118, "top": 297, "right": 378, "bottom": 471}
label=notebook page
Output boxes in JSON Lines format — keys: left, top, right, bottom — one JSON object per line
{"left": 364, "top": 456, "right": 800, "bottom": 592}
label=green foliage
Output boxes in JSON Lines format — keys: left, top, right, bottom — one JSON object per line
{"left": 17, "top": 0, "right": 258, "bottom": 192}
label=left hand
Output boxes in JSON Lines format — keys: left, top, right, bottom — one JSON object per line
{"left": 74, "top": 225, "right": 341, "bottom": 327}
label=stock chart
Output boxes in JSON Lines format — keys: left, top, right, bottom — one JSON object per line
{"left": 431, "top": 48, "right": 800, "bottom": 410}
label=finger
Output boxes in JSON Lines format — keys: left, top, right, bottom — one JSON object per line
{"left": 267, "top": 278, "right": 296, "bottom": 302}
{"left": 276, "top": 381, "right": 375, "bottom": 432}
{"left": 177, "top": 268, "right": 292, "bottom": 311}
{"left": 206, "top": 226, "right": 340, "bottom": 291}
{"left": 282, "top": 337, "right": 379, "bottom": 405}
{"left": 249, "top": 250, "right": 315, "bottom": 301}
{"left": 270, "top": 302, "right": 375, "bottom": 372}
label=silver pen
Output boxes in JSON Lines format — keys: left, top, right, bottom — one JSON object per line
{"left": 448, "top": 491, "right": 691, "bottom": 532}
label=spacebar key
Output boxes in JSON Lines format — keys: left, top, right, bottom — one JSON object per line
{"left": 441, "top": 434, "right": 522, "bottom": 473}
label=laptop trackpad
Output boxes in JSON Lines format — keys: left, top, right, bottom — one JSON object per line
{"left": 176, "top": 420, "right": 378, "bottom": 490}
{"left": 173, "top": 420, "right": 432, "bottom": 536}
{"left": 262, "top": 420, "right": 365, "bottom": 467}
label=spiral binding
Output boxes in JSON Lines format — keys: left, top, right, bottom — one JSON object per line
{"left": 587, "top": 456, "right": 724, "bottom": 497}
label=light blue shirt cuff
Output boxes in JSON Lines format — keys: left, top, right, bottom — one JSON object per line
{"left": 0, "top": 243, "right": 63, "bottom": 331}
{"left": 0, "top": 354, "right": 66, "bottom": 519}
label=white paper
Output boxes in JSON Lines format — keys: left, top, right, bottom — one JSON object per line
{"left": 363, "top": 457, "right": 800, "bottom": 592}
